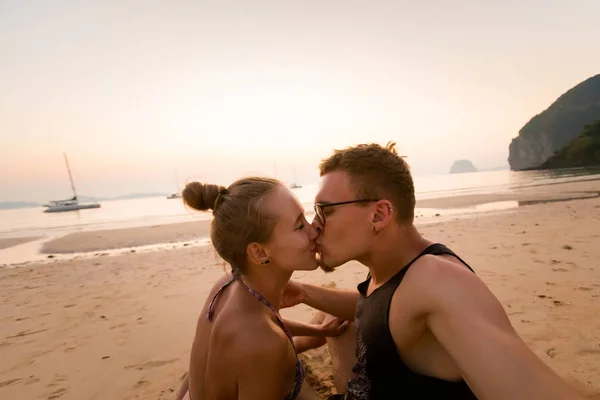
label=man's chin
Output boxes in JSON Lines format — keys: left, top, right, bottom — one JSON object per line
{"left": 319, "top": 264, "right": 336, "bottom": 273}
{"left": 316, "top": 253, "right": 337, "bottom": 273}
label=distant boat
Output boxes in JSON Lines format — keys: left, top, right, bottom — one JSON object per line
{"left": 166, "top": 168, "right": 182, "bottom": 199}
{"left": 289, "top": 166, "right": 302, "bottom": 189}
{"left": 44, "top": 153, "right": 101, "bottom": 213}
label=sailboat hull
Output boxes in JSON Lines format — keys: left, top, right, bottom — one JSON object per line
{"left": 43, "top": 203, "right": 101, "bottom": 213}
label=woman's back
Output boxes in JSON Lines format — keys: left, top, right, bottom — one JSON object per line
{"left": 188, "top": 275, "right": 299, "bottom": 400}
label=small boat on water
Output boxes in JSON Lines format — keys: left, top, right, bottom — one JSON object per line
{"left": 289, "top": 166, "right": 302, "bottom": 189}
{"left": 44, "top": 196, "right": 101, "bottom": 213}
{"left": 43, "top": 153, "right": 101, "bottom": 213}
{"left": 166, "top": 168, "right": 182, "bottom": 199}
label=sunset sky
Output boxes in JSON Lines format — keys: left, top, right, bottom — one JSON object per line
{"left": 1, "top": 0, "right": 599, "bottom": 202}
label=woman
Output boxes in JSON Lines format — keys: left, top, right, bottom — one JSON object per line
{"left": 178, "top": 177, "right": 350, "bottom": 400}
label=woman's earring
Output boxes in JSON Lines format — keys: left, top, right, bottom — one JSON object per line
{"left": 261, "top": 259, "right": 271, "bottom": 265}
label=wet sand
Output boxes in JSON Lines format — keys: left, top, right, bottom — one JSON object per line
{"left": 0, "top": 236, "right": 42, "bottom": 251}
{"left": 40, "top": 221, "right": 211, "bottom": 254}
{"left": 416, "top": 177, "right": 600, "bottom": 208}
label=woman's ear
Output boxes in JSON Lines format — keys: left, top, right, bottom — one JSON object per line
{"left": 247, "top": 242, "right": 270, "bottom": 265}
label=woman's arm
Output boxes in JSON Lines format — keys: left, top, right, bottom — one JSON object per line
{"left": 282, "top": 316, "right": 349, "bottom": 337}
{"left": 293, "top": 336, "right": 326, "bottom": 354}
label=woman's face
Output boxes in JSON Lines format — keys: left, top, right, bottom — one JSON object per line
{"left": 263, "top": 186, "right": 319, "bottom": 272}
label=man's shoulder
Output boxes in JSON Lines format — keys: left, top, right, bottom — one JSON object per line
{"left": 406, "top": 252, "right": 475, "bottom": 285}
{"left": 391, "top": 252, "right": 486, "bottom": 315}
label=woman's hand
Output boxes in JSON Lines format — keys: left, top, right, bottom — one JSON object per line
{"left": 282, "top": 314, "right": 349, "bottom": 338}
{"left": 319, "top": 314, "right": 349, "bottom": 337}
{"left": 292, "top": 315, "right": 349, "bottom": 353}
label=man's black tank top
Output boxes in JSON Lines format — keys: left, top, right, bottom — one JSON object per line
{"left": 345, "top": 243, "right": 478, "bottom": 400}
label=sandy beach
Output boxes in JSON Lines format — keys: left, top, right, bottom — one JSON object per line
{"left": 1, "top": 182, "right": 600, "bottom": 399}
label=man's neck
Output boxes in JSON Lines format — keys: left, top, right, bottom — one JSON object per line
{"left": 360, "top": 224, "right": 434, "bottom": 287}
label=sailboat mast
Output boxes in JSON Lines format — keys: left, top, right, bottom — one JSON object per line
{"left": 173, "top": 168, "right": 181, "bottom": 192}
{"left": 63, "top": 153, "right": 77, "bottom": 198}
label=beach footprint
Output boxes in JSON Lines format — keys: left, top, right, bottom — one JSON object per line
{"left": 133, "top": 378, "right": 150, "bottom": 389}
{"left": 546, "top": 348, "right": 557, "bottom": 358}
{"left": 125, "top": 358, "right": 178, "bottom": 371}
{"left": 24, "top": 375, "right": 41, "bottom": 385}
{"left": 0, "top": 378, "right": 22, "bottom": 388}
{"left": 47, "top": 388, "right": 67, "bottom": 399}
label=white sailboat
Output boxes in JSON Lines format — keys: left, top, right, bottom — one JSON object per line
{"left": 289, "top": 166, "right": 302, "bottom": 189}
{"left": 44, "top": 153, "right": 101, "bottom": 213}
{"left": 166, "top": 168, "right": 182, "bottom": 199}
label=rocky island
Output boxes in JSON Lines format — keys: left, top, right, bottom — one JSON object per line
{"left": 449, "top": 160, "right": 478, "bottom": 174}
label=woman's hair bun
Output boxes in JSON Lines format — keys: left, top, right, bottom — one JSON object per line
{"left": 182, "top": 182, "right": 227, "bottom": 211}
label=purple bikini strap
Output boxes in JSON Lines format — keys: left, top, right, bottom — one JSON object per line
{"left": 205, "top": 271, "right": 238, "bottom": 321}
{"left": 205, "top": 270, "right": 294, "bottom": 346}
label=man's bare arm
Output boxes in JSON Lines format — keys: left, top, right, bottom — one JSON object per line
{"left": 414, "top": 258, "right": 584, "bottom": 400}
{"left": 301, "top": 283, "right": 359, "bottom": 321}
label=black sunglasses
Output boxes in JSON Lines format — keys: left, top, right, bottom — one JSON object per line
{"left": 314, "top": 199, "right": 379, "bottom": 225}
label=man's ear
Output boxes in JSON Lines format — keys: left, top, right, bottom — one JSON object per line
{"left": 372, "top": 200, "right": 394, "bottom": 228}
{"left": 247, "top": 242, "right": 270, "bottom": 265}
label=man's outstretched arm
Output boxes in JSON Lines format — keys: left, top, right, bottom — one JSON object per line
{"left": 408, "top": 257, "right": 584, "bottom": 400}
{"left": 283, "top": 280, "right": 359, "bottom": 321}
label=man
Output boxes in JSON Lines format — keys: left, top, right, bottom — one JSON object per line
{"left": 282, "top": 142, "right": 584, "bottom": 399}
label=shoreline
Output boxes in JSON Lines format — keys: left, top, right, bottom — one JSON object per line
{"left": 0, "top": 205, "right": 519, "bottom": 268}
{"left": 1, "top": 178, "right": 599, "bottom": 268}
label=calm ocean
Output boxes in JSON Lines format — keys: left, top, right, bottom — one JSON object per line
{"left": 1, "top": 167, "right": 600, "bottom": 240}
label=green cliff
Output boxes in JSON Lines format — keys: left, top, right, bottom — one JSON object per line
{"left": 508, "top": 74, "right": 600, "bottom": 170}
{"left": 537, "top": 120, "right": 600, "bottom": 169}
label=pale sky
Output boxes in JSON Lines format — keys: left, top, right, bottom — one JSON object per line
{"left": 1, "top": 0, "right": 599, "bottom": 202}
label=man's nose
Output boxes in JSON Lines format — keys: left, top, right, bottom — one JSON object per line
{"left": 311, "top": 217, "right": 323, "bottom": 234}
